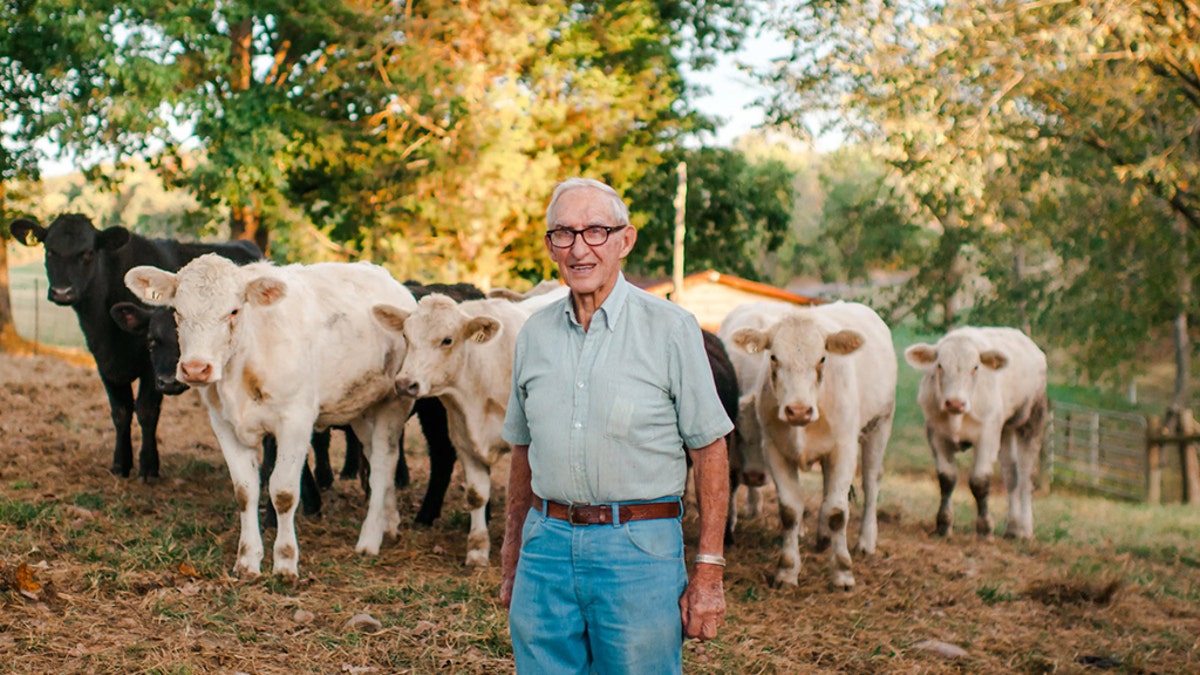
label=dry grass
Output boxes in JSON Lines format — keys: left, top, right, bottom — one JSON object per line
{"left": 1, "top": 352, "right": 1198, "bottom": 674}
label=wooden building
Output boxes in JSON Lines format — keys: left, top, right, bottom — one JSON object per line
{"left": 639, "top": 269, "right": 821, "bottom": 332}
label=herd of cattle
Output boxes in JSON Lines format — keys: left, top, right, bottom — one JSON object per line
{"left": 9, "top": 214, "right": 1049, "bottom": 588}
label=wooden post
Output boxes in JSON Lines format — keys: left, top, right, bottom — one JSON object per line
{"left": 1089, "top": 412, "right": 1100, "bottom": 487}
{"left": 1037, "top": 404, "right": 1055, "bottom": 493}
{"left": 671, "top": 161, "right": 687, "bottom": 303}
{"left": 1182, "top": 409, "right": 1200, "bottom": 506}
{"left": 1146, "top": 415, "right": 1162, "bottom": 505}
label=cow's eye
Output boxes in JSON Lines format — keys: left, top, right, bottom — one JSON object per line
{"left": 972, "top": 365, "right": 979, "bottom": 374}
{"left": 819, "top": 356, "right": 826, "bottom": 365}
{"left": 229, "top": 308, "right": 239, "bottom": 318}
{"left": 440, "top": 337, "right": 453, "bottom": 347}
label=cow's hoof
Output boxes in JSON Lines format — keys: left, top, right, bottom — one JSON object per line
{"left": 355, "top": 540, "right": 382, "bottom": 556}
{"left": 831, "top": 571, "right": 855, "bottom": 590}
{"left": 233, "top": 562, "right": 262, "bottom": 579}
{"left": 772, "top": 570, "right": 799, "bottom": 587}
{"left": 465, "top": 550, "right": 490, "bottom": 567}
{"left": 274, "top": 567, "right": 299, "bottom": 584}
{"left": 975, "top": 517, "right": 994, "bottom": 537}
{"left": 110, "top": 464, "right": 132, "bottom": 478}
{"left": 853, "top": 542, "right": 876, "bottom": 557}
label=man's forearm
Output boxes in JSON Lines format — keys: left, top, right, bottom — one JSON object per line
{"left": 689, "top": 437, "right": 729, "bottom": 559}
{"left": 502, "top": 444, "right": 533, "bottom": 572}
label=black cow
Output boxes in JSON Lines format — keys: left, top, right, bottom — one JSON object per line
{"left": 10, "top": 214, "right": 261, "bottom": 480}
{"left": 701, "top": 329, "right": 742, "bottom": 545}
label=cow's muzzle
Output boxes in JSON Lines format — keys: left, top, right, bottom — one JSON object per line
{"left": 48, "top": 287, "right": 76, "bottom": 305}
{"left": 783, "top": 404, "right": 815, "bottom": 426}
{"left": 179, "top": 361, "right": 214, "bottom": 385}
{"left": 943, "top": 398, "right": 967, "bottom": 415}
{"left": 394, "top": 377, "right": 422, "bottom": 398}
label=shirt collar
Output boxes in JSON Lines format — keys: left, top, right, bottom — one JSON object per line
{"left": 562, "top": 272, "right": 630, "bottom": 332}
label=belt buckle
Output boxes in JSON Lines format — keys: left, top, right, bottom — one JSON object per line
{"left": 566, "top": 502, "right": 589, "bottom": 526}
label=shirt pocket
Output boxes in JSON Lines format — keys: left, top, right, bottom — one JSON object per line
{"left": 605, "top": 398, "right": 635, "bottom": 440}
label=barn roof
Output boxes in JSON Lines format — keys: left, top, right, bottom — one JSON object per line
{"left": 638, "top": 269, "right": 821, "bottom": 306}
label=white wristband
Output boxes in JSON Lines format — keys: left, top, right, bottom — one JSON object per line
{"left": 692, "top": 553, "right": 726, "bottom": 567}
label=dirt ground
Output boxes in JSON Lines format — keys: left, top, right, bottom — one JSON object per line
{"left": 1, "top": 351, "right": 1198, "bottom": 674}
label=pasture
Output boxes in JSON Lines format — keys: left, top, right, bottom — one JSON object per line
{"left": 1, "top": 351, "right": 1199, "bottom": 674}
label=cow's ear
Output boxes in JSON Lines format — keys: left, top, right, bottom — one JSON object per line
{"left": 730, "top": 327, "right": 770, "bottom": 355}
{"left": 110, "top": 302, "right": 151, "bottom": 334}
{"left": 125, "top": 266, "right": 178, "bottom": 306}
{"left": 372, "top": 304, "right": 411, "bottom": 334}
{"left": 904, "top": 344, "right": 937, "bottom": 369}
{"left": 245, "top": 277, "right": 286, "bottom": 306}
{"left": 979, "top": 350, "right": 1008, "bottom": 371}
{"left": 96, "top": 226, "right": 131, "bottom": 251}
{"left": 464, "top": 316, "right": 501, "bottom": 344}
{"left": 826, "top": 329, "right": 864, "bottom": 355}
{"left": 9, "top": 218, "right": 46, "bottom": 246}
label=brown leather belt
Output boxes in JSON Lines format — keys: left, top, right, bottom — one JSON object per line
{"left": 534, "top": 496, "right": 681, "bottom": 526}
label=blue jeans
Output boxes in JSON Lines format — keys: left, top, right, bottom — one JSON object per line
{"left": 509, "top": 499, "right": 688, "bottom": 675}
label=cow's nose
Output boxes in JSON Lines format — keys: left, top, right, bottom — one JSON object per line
{"left": 48, "top": 287, "right": 75, "bottom": 304}
{"left": 783, "top": 404, "right": 814, "bottom": 426}
{"left": 158, "top": 376, "right": 188, "bottom": 395}
{"left": 943, "top": 398, "right": 967, "bottom": 414}
{"left": 395, "top": 377, "right": 421, "bottom": 397}
{"left": 742, "top": 470, "right": 767, "bottom": 487}
{"left": 180, "top": 361, "right": 212, "bottom": 384}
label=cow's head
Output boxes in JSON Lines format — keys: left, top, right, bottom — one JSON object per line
{"left": 110, "top": 302, "right": 188, "bottom": 395}
{"left": 372, "top": 294, "right": 502, "bottom": 399}
{"left": 730, "top": 314, "right": 864, "bottom": 427}
{"left": 10, "top": 214, "right": 131, "bottom": 306}
{"left": 126, "top": 254, "right": 283, "bottom": 386}
{"left": 904, "top": 335, "right": 1008, "bottom": 415}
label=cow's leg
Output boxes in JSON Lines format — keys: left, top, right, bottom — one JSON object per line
{"left": 819, "top": 436, "right": 858, "bottom": 590}
{"left": 460, "top": 451, "right": 493, "bottom": 567}
{"left": 133, "top": 376, "right": 163, "bottom": 480}
{"left": 764, "top": 438, "right": 805, "bottom": 586}
{"left": 267, "top": 422, "right": 313, "bottom": 582}
{"left": 100, "top": 376, "right": 136, "bottom": 477}
{"left": 339, "top": 425, "right": 361, "bottom": 481}
{"left": 725, "top": 462, "right": 741, "bottom": 546}
{"left": 206, "top": 403, "right": 264, "bottom": 578}
{"left": 969, "top": 432, "right": 1001, "bottom": 538}
{"left": 261, "top": 435, "right": 321, "bottom": 529}
{"left": 855, "top": 413, "right": 892, "bottom": 557}
{"left": 354, "top": 400, "right": 410, "bottom": 555}
{"left": 311, "top": 428, "right": 334, "bottom": 490}
{"left": 746, "top": 484, "right": 763, "bottom": 518}
{"left": 999, "top": 428, "right": 1023, "bottom": 538}
{"left": 414, "top": 397, "right": 457, "bottom": 526}
{"left": 929, "top": 428, "right": 959, "bottom": 536}
{"left": 1005, "top": 430, "right": 1039, "bottom": 540}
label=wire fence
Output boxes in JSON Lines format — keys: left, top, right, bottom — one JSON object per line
{"left": 9, "top": 268, "right": 86, "bottom": 349}
{"left": 1044, "top": 400, "right": 1188, "bottom": 503}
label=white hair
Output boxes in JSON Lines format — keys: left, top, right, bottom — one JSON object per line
{"left": 545, "top": 177, "right": 631, "bottom": 229}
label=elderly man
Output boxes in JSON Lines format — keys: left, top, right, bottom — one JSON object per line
{"left": 500, "top": 177, "right": 733, "bottom": 674}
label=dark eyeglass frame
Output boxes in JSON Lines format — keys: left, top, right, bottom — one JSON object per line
{"left": 545, "top": 225, "right": 626, "bottom": 248}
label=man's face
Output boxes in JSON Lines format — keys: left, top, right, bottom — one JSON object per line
{"left": 545, "top": 187, "right": 636, "bottom": 298}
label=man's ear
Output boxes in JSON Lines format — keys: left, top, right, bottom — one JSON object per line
{"left": 616, "top": 226, "right": 637, "bottom": 259}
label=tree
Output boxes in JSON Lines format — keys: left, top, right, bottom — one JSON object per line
{"left": 623, "top": 146, "right": 795, "bottom": 281}
{"left": 763, "top": 0, "right": 1200, "bottom": 384}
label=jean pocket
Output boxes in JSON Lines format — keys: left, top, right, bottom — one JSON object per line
{"left": 623, "top": 519, "right": 683, "bottom": 561}
{"left": 521, "top": 509, "right": 547, "bottom": 546}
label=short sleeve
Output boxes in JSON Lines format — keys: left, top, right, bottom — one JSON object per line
{"left": 668, "top": 314, "right": 734, "bottom": 450}
{"left": 502, "top": 325, "right": 532, "bottom": 446}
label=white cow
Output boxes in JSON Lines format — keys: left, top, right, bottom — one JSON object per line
{"left": 904, "top": 327, "right": 1047, "bottom": 539}
{"left": 719, "top": 304, "right": 795, "bottom": 535}
{"left": 724, "top": 301, "right": 896, "bottom": 588}
{"left": 372, "top": 294, "right": 530, "bottom": 566}
{"left": 125, "top": 254, "right": 417, "bottom": 580}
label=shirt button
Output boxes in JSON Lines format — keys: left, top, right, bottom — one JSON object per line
{"left": 573, "top": 422, "right": 582, "bottom": 429}
{"left": 577, "top": 382, "right": 585, "bottom": 388}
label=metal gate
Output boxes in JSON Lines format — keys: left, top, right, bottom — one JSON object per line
{"left": 1045, "top": 401, "right": 1147, "bottom": 501}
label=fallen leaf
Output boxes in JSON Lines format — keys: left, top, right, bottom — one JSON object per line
{"left": 16, "top": 563, "right": 41, "bottom": 594}
{"left": 177, "top": 561, "right": 200, "bottom": 578}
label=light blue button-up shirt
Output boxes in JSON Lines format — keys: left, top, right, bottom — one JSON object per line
{"left": 503, "top": 273, "right": 734, "bottom": 504}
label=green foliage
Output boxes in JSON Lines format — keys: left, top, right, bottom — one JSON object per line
{"left": 624, "top": 146, "right": 795, "bottom": 280}
{"left": 764, "top": 0, "right": 1200, "bottom": 386}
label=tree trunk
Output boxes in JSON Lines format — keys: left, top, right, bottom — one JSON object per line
{"left": 0, "top": 180, "right": 20, "bottom": 351}
{"left": 1172, "top": 213, "right": 1190, "bottom": 411}
{"left": 226, "top": 19, "right": 269, "bottom": 253}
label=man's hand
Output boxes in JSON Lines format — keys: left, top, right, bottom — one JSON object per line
{"left": 679, "top": 564, "right": 726, "bottom": 640}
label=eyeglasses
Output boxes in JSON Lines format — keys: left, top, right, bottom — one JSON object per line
{"left": 545, "top": 225, "right": 626, "bottom": 248}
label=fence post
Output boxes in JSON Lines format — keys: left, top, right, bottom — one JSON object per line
{"left": 1089, "top": 412, "right": 1101, "bottom": 487}
{"left": 1038, "top": 404, "right": 1055, "bottom": 493}
{"left": 1182, "top": 409, "right": 1200, "bottom": 506}
{"left": 1147, "top": 415, "right": 1162, "bottom": 505}
{"left": 33, "top": 277, "right": 40, "bottom": 357}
